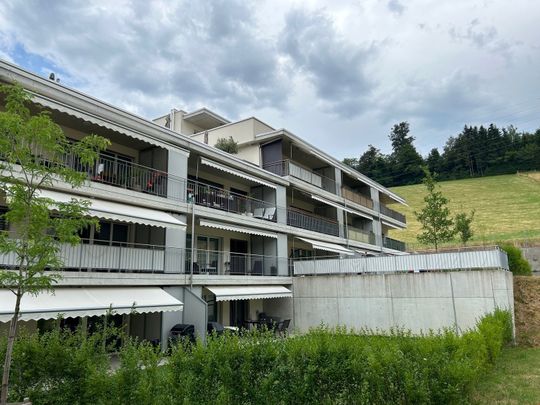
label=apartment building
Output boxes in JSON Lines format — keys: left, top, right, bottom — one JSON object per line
{"left": 0, "top": 60, "right": 406, "bottom": 345}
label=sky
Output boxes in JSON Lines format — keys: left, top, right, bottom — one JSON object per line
{"left": 0, "top": 0, "right": 539, "bottom": 158}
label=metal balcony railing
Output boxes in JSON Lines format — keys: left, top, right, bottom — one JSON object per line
{"left": 187, "top": 180, "right": 278, "bottom": 221}
{"left": 287, "top": 207, "right": 340, "bottom": 236}
{"left": 380, "top": 204, "right": 406, "bottom": 224}
{"left": 347, "top": 226, "right": 376, "bottom": 245}
{"left": 0, "top": 239, "right": 291, "bottom": 276}
{"left": 293, "top": 247, "right": 509, "bottom": 276}
{"left": 263, "top": 160, "right": 336, "bottom": 192}
{"left": 341, "top": 186, "right": 374, "bottom": 209}
{"left": 383, "top": 236, "right": 407, "bottom": 252}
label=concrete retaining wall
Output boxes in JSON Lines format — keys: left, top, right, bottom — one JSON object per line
{"left": 522, "top": 247, "right": 540, "bottom": 275}
{"left": 293, "top": 270, "right": 514, "bottom": 334}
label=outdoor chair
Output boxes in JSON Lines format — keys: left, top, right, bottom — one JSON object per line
{"left": 275, "top": 319, "right": 290, "bottom": 337}
{"left": 263, "top": 207, "right": 276, "bottom": 220}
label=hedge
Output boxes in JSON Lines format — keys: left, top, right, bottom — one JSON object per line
{"left": 500, "top": 244, "right": 532, "bottom": 276}
{"left": 1, "top": 309, "right": 513, "bottom": 405}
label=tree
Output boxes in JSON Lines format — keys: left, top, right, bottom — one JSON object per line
{"left": 454, "top": 209, "right": 475, "bottom": 246}
{"left": 215, "top": 136, "right": 238, "bottom": 154}
{"left": 0, "top": 84, "right": 109, "bottom": 404}
{"left": 356, "top": 145, "right": 390, "bottom": 185}
{"left": 426, "top": 148, "right": 443, "bottom": 176}
{"left": 388, "top": 122, "right": 424, "bottom": 186}
{"left": 414, "top": 168, "right": 455, "bottom": 251}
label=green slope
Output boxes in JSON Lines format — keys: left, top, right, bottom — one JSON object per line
{"left": 388, "top": 173, "right": 540, "bottom": 248}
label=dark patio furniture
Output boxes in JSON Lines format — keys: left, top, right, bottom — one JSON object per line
{"left": 275, "top": 319, "right": 291, "bottom": 337}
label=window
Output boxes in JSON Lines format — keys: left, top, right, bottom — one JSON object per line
{"left": 0, "top": 208, "right": 8, "bottom": 232}
{"left": 186, "top": 235, "right": 220, "bottom": 274}
{"left": 85, "top": 220, "right": 130, "bottom": 246}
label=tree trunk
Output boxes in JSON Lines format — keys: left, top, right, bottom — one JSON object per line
{"left": 1, "top": 291, "right": 21, "bottom": 405}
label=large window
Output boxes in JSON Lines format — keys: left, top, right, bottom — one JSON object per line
{"left": 80, "top": 220, "right": 130, "bottom": 246}
{"left": 186, "top": 235, "right": 220, "bottom": 274}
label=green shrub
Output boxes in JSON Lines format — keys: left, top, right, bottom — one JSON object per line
{"left": 214, "top": 136, "right": 238, "bottom": 154}
{"left": 500, "top": 244, "right": 532, "bottom": 275}
{"left": 2, "top": 311, "right": 513, "bottom": 405}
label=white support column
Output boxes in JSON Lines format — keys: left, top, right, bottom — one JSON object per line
{"left": 165, "top": 213, "right": 187, "bottom": 273}
{"left": 334, "top": 167, "right": 342, "bottom": 196}
{"left": 167, "top": 148, "right": 189, "bottom": 202}
{"left": 275, "top": 184, "right": 287, "bottom": 225}
{"left": 276, "top": 233, "right": 289, "bottom": 276}
{"left": 370, "top": 187, "right": 383, "bottom": 248}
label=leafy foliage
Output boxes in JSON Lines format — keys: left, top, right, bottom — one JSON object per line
{"left": 454, "top": 210, "right": 475, "bottom": 245}
{"left": 0, "top": 83, "right": 109, "bottom": 404}
{"left": 500, "top": 244, "right": 532, "bottom": 276}
{"left": 215, "top": 136, "right": 238, "bottom": 154}
{"left": 414, "top": 168, "right": 455, "bottom": 250}
{"left": 0, "top": 310, "right": 512, "bottom": 404}
{"left": 344, "top": 122, "right": 540, "bottom": 187}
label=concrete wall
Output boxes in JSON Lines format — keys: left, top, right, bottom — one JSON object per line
{"left": 293, "top": 270, "right": 514, "bottom": 334}
{"left": 522, "top": 247, "right": 540, "bottom": 275}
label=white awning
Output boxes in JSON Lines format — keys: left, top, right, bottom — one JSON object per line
{"left": 33, "top": 94, "right": 174, "bottom": 151}
{"left": 0, "top": 287, "right": 183, "bottom": 322}
{"left": 311, "top": 195, "right": 372, "bottom": 219}
{"left": 297, "top": 237, "right": 355, "bottom": 256}
{"left": 39, "top": 189, "right": 186, "bottom": 230}
{"left": 200, "top": 157, "right": 277, "bottom": 189}
{"left": 199, "top": 219, "right": 277, "bottom": 238}
{"left": 206, "top": 286, "right": 292, "bottom": 302}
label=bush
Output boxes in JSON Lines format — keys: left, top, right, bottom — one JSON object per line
{"left": 500, "top": 244, "right": 532, "bottom": 275}
{"left": 214, "top": 137, "right": 238, "bottom": 154}
{"left": 1, "top": 310, "right": 513, "bottom": 405}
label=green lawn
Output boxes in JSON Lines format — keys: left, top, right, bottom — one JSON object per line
{"left": 388, "top": 174, "right": 540, "bottom": 248}
{"left": 471, "top": 346, "right": 540, "bottom": 404}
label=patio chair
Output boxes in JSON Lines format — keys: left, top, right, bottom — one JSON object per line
{"left": 275, "top": 319, "right": 290, "bottom": 337}
{"left": 263, "top": 207, "right": 276, "bottom": 220}
{"left": 253, "top": 208, "right": 265, "bottom": 218}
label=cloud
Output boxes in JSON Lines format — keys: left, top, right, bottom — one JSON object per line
{"left": 448, "top": 18, "right": 514, "bottom": 56}
{"left": 278, "top": 8, "right": 379, "bottom": 118}
{"left": 387, "top": 0, "right": 405, "bottom": 16}
{"left": 0, "top": 0, "right": 287, "bottom": 118}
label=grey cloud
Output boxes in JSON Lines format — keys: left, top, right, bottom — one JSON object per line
{"left": 448, "top": 19, "right": 513, "bottom": 56}
{"left": 377, "top": 72, "right": 499, "bottom": 130}
{"left": 0, "top": 0, "right": 287, "bottom": 119}
{"left": 387, "top": 0, "right": 405, "bottom": 16}
{"left": 279, "top": 8, "right": 378, "bottom": 119}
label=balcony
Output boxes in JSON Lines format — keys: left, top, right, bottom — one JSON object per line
{"left": 380, "top": 204, "right": 406, "bottom": 224}
{"left": 263, "top": 160, "right": 336, "bottom": 192}
{"left": 187, "top": 180, "right": 277, "bottom": 221}
{"left": 56, "top": 151, "right": 180, "bottom": 199}
{"left": 341, "top": 186, "right": 374, "bottom": 210}
{"left": 186, "top": 250, "right": 290, "bottom": 276}
{"left": 0, "top": 241, "right": 290, "bottom": 276}
{"left": 383, "top": 236, "right": 406, "bottom": 252}
{"left": 347, "top": 226, "right": 376, "bottom": 245}
{"left": 287, "top": 208, "right": 340, "bottom": 236}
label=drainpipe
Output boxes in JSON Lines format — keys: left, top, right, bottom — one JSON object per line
{"left": 189, "top": 158, "right": 200, "bottom": 289}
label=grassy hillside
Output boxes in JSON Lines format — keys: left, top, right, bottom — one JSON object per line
{"left": 388, "top": 173, "right": 540, "bottom": 248}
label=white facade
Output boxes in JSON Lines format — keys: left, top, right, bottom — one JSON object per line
{"left": 0, "top": 60, "right": 409, "bottom": 343}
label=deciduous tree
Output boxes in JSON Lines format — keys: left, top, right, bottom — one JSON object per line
{"left": 414, "top": 168, "right": 455, "bottom": 250}
{"left": 0, "top": 84, "right": 109, "bottom": 404}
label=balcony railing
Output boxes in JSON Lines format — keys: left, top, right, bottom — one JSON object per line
{"left": 383, "top": 236, "right": 406, "bottom": 252}
{"left": 380, "top": 204, "right": 406, "bottom": 224}
{"left": 347, "top": 226, "right": 376, "bottom": 245}
{"left": 341, "top": 186, "right": 374, "bottom": 209}
{"left": 187, "top": 180, "right": 277, "bottom": 221}
{"left": 0, "top": 240, "right": 291, "bottom": 276}
{"left": 263, "top": 160, "right": 336, "bottom": 192}
{"left": 287, "top": 207, "right": 340, "bottom": 236}
{"left": 186, "top": 249, "right": 290, "bottom": 276}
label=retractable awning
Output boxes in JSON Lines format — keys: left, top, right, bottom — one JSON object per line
{"left": 200, "top": 157, "right": 277, "bottom": 189}
{"left": 297, "top": 237, "right": 355, "bottom": 256}
{"left": 381, "top": 220, "right": 401, "bottom": 229}
{"left": 0, "top": 287, "right": 183, "bottom": 322}
{"left": 206, "top": 286, "right": 292, "bottom": 302}
{"left": 199, "top": 219, "right": 277, "bottom": 238}
{"left": 311, "top": 195, "right": 372, "bottom": 219}
{"left": 39, "top": 189, "right": 186, "bottom": 229}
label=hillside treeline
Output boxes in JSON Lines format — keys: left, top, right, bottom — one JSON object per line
{"left": 344, "top": 122, "right": 540, "bottom": 187}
